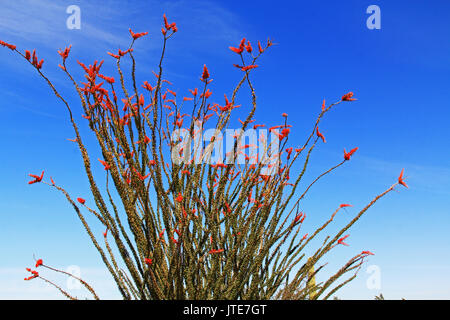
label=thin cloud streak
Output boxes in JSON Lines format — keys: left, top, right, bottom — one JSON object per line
{"left": 357, "top": 155, "right": 450, "bottom": 196}
{"left": 0, "top": 0, "right": 128, "bottom": 46}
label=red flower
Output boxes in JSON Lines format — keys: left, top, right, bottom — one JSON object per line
{"left": 200, "top": 89, "right": 213, "bottom": 99}
{"left": 229, "top": 38, "right": 246, "bottom": 54}
{"left": 0, "top": 40, "right": 16, "bottom": 50}
{"left": 144, "top": 258, "right": 153, "bottom": 266}
{"left": 28, "top": 49, "right": 44, "bottom": 69}
{"left": 229, "top": 46, "right": 244, "bottom": 54}
{"left": 245, "top": 41, "right": 252, "bottom": 53}
{"left": 162, "top": 14, "right": 177, "bottom": 33}
{"left": 218, "top": 94, "right": 238, "bottom": 112}
{"left": 136, "top": 134, "right": 151, "bottom": 145}
{"left": 271, "top": 127, "right": 290, "bottom": 141}
{"left": 118, "top": 48, "right": 133, "bottom": 57}
{"left": 167, "top": 89, "right": 176, "bottom": 97}
{"left": 28, "top": 170, "right": 44, "bottom": 184}
{"left": 286, "top": 147, "right": 293, "bottom": 160}
{"left": 343, "top": 147, "right": 358, "bottom": 160}
{"left": 209, "top": 249, "right": 224, "bottom": 254}
{"left": 316, "top": 127, "right": 326, "bottom": 143}
{"left": 241, "top": 64, "right": 258, "bottom": 72}
{"left": 77, "top": 198, "right": 86, "bottom": 205}
{"left": 107, "top": 49, "right": 133, "bottom": 59}
{"left": 224, "top": 202, "right": 232, "bottom": 214}
{"left": 175, "top": 193, "right": 183, "bottom": 203}
{"left": 158, "top": 229, "right": 165, "bottom": 241}
{"left": 337, "top": 234, "right": 350, "bottom": 246}
{"left": 139, "top": 93, "right": 145, "bottom": 107}
{"left": 98, "top": 73, "right": 115, "bottom": 84}
{"left": 340, "top": 203, "right": 352, "bottom": 208}
{"left": 341, "top": 92, "right": 357, "bottom": 101}
{"left": 24, "top": 269, "right": 39, "bottom": 281}
{"left": 57, "top": 45, "right": 72, "bottom": 61}
{"left": 239, "top": 38, "right": 246, "bottom": 49}
{"left": 107, "top": 52, "right": 120, "bottom": 59}
{"left": 293, "top": 212, "right": 303, "bottom": 223}
{"left": 133, "top": 168, "right": 150, "bottom": 181}
{"left": 189, "top": 88, "right": 198, "bottom": 96}
{"left": 257, "top": 40, "right": 263, "bottom": 53}
{"left": 398, "top": 168, "right": 408, "bottom": 188}
{"left": 362, "top": 251, "right": 375, "bottom": 256}
{"left": 163, "top": 14, "right": 171, "bottom": 30}
{"left": 35, "top": 259, "right": 43, "bottom": 267}
{"left": 201, "top": 64, "right": 210, "bottom": 81}
{"left": 32, "top": 49, "right": 37, "bottom": 64}
{"left": 98, "top": 159, "right": 111, "bottom": 170}
{"left": 142, "top": 81, "right": 154, "bottom": 91}
{"left": 129, "top": 28, "right": 148, "bottom": 40}
{"left": 175, "top": 118, "right": 184, "bottom": 128}
{"left": 212, "top": 163, "right": 227, "bottom": 169}
{"left": 281, "top": 128, "right": 290, "bottom": 136}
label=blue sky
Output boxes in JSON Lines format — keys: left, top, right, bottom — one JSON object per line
{"left": 1, "top": 0, "right": 449, "bottom": 299}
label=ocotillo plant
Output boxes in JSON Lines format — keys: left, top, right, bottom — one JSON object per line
{"left": 3, "top": 14, "right": 408, "bottom": 300}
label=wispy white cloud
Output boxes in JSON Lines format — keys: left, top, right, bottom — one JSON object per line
{"left": 165, "top": 0, "right": 243, "bottom": 41}
{"left": 0, "top": 0, "right": 128, "bottom": 46}
{"left": 0, "top": 267, "right": 121, "bottom": 299}
{"left": 0, "top": 0, "right": 243, "bottom": 51}
{"left": 357, "top": 155, "right": 450, "bottom": 196}
{"left": 313, "top": 147, "right": 450, "bottom": 197}
{"left": 0, "top": 0, "right": 244, "bottom": 85}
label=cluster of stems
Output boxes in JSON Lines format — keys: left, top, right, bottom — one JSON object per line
{"left": 2, "top": 14, "right": 406, "bottom": 300}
